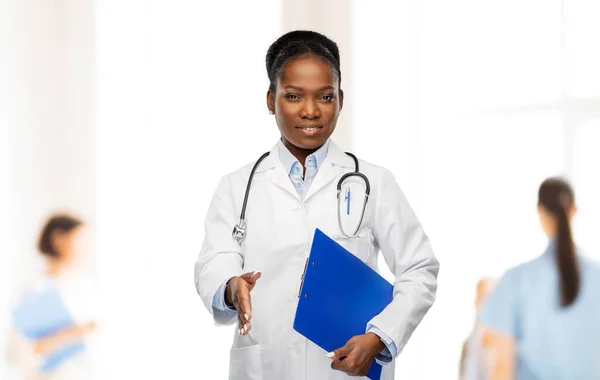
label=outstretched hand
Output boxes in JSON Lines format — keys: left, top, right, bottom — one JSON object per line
{"left": 225, "top": 271, "right": 262, "bottom": 336}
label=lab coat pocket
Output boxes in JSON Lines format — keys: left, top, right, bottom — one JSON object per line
{"left": 229, "top": 344, "right": 263, "bottom": 380}
{"left": 329, "top": 232, "right": 374, "bottom": 263}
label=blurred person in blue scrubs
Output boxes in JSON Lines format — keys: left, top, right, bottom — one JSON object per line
{"left": 480, "top": 177, "right": 600, "bottom": 379}
{"left": 4, "top": 214, "right": 100, "bottom": 380}
{"left": 459, "top": 277, "right": 495, "bottom": 380}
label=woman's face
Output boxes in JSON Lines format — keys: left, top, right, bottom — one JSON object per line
{"left": 51, "top": 225, "right": 89, "bottom": 264}
{"left": 267, "top": 53, "right": 343, "bottom": 151}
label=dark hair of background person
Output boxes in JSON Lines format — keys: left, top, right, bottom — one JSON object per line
{"left": 538, "top": 177, "right": 579, "bottom": 307}
{"left": 38, "top": 214, "right": 83, "bottom": 259}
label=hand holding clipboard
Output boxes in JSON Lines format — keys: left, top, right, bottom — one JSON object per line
{"left": 294, "top": 229, "right": 394, "bottom": 380}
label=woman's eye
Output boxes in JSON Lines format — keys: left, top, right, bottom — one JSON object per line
{"left": 320, "top": 95, "right": 334, "bottom": 101}
{"left": 285, "top": 94, "right": 301, "bottom": 100}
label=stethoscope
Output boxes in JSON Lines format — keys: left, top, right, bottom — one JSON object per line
{"left": 232, "top": 151, "right": 371, "bottom": 244}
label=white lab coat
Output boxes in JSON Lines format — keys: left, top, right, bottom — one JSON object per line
{"left": 4, "top": 267, "right": 100, "bottom": 380}
{"left": 194, "top": 140, "right": 439, "bottom": 380}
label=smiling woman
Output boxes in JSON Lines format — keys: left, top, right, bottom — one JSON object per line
{"left": 194, "top": 30, "right": 439, "bottom": 380}
{"left": 266, "top": 31, "right": 344, "bottom": 165}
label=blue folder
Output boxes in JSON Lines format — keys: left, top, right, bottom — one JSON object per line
{"left": 293, "top": 228, "right": 394, "bottom": 380}
{"left": 12, "top": 283, "right": 85, "bottom": 372}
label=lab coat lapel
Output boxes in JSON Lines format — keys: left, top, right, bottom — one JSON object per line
{"left": 270, "top": 162, "right": 302, "bottom": 201}
{"left": 303, "top": 160, "right": 336, "bottom": 203}
{"left": 264, "top": 143, "right": 302, "bottom": 201}
{"left": 303, "top": 141, "right": 353, "bottom": 203}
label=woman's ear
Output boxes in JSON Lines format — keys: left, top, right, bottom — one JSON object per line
{"left": 266, "top": 90, "right": 275, "bottom": 114}
{"left": 339, "top": 89, "right": 344, "bottom": 112}
{"left": 569, "top": 205, "right": 578, "bottom": 218}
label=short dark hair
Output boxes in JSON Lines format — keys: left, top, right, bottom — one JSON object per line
{"left": 265, "top": 30, "right": 341, "bottom": 92}
{"left": 38, "top": 214, "right": 83, "bottom": 258}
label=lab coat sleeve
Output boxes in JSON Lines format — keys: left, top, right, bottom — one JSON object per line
{"left": 3, "top": 322, "right": 39, "bottom": 378}
{"left": 366, "top": 325, "right": 396, "bottom": 365}
{"left": 195, "top": 175, "right": 244, "bottom": 326}
{"left": 212, "top": 280, "right": 238, "bottom": 315}
{"left": 368, "top": 168, "right": 439, "bottom": 357}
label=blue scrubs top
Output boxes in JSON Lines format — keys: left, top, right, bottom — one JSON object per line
{"left": 480, "top": 242, "right": 600, "bottom": 379}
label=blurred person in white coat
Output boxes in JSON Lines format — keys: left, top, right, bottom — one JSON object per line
{"left": 4, "top": 214, "right": 101, "bottom": 380}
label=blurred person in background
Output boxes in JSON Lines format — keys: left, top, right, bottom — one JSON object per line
{"left": 479, "top": 177, "right": 600, "bottom": 379}
{"left": 459, "top": 277, "right": 495, "bottom": 380}
{"left": 3, "top": 214, "right": 100, "bottom": 380}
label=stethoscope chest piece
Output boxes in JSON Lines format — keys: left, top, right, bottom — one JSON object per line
{"left": 232, "top": 219, "right": 247, "bottom": 244}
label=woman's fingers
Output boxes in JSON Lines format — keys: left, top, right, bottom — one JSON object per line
{"left": 238, "top": 319, "right": 252, "bottom": 336}
{"left": 234, "top": 272, "right": 261, "bottom": 335}
{"left": 235, "top": 287, "right": 253, "bottom": 335}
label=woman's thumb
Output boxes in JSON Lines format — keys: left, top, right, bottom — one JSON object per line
{"left": 241, "top": 271, "right": 262, "bottom": 284}
{"left": 327, "top": 344, "right": 349, "bottom": 360}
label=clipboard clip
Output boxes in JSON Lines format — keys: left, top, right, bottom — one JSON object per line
{"left": 298, "top": 257, "right": 309, "bottom": 298}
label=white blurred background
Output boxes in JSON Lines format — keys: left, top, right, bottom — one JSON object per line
{"left": 1, "top": 0, "right": 599, "bottom": 378}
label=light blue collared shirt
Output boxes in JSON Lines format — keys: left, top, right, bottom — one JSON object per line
{"left": 277, "top": 139, "right": 329, "bottom": 200}
{"left": 480, "top": 241, "right": 600, "bottom": 379}
{"left": 212, "top": 139, "right": 396, "bottom": 364}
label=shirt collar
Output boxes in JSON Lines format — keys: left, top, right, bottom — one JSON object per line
{"left": 277, "top": 138, "right": 330, "bottom": 175}
{"left": 544, "top": 238, "right": 581, "bottom": 256}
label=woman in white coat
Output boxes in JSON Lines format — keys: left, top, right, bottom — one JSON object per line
{"left": 4, "top": 214, "right": 100, "bottom": 380}
{"left": 194, "top": 30, "right": 439, "bottom": 380}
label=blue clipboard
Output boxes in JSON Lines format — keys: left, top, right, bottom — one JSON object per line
{"left": 12, "top": 283, "right": 85, "bottom": 372}
{"left": 293, "top": 228, "right": 394, "bottom": 380}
